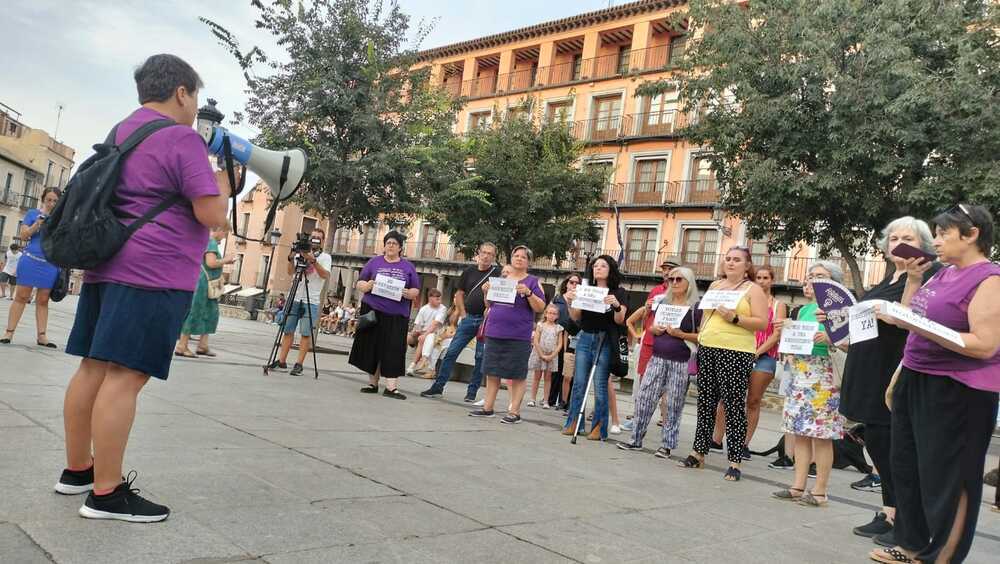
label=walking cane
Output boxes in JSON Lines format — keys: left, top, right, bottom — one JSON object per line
{"left": 571, "top": 331, "right": 606, "bottom": 444}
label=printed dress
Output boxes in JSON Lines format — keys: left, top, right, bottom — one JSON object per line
{"left": 780, "top": 302, "right": 845, "bottom": 440}
{"left": 528, "top": 323, "right": 564, "bottom": 372}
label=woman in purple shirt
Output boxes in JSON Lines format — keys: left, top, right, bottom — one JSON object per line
{"left": 468, "top": 245, "right": 546, "bottom": 424}
{"left": 351, "top": 231, "right": 421, "bottom": 400}
{"left": 871, "top": 204, "right": 1000, "bottom": 564}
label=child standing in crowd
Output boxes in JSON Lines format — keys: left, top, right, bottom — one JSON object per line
{"left": 527, "top": 303, "right": 565, "bottom": 408}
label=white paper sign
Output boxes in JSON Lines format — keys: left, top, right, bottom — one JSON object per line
{"left": 654, "top": 305, "right": 690, "bottom": 328}
{"left": 881, "top": 302, "right": 966, "bottom": 348}
{"left": 486, "top": 277, "right": 516, "bottom": 304}
{"left": 698, "top": 289, "right": 746, "bottom": 310}
{"left": 372, "top": 274, "right": 405, "bottom": 301}
{"left": 848, "top": 303, "right": 880, "bottom": 344}
{"left": 778, "top": 321, "right": 819, "bottom": 355}
{"left": 572, "top": 285, "right": 609, "bottom": 314}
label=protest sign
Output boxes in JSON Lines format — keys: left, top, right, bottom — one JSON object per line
{"left": 698, "top": 289, "right": 746, "bottom": 310}
{"left": 573, "top": 285, "right": 609, "bottom": 314}
{"left": 372, "top": 274, "right": 405, "bottom": 301}
{"left": 654, "top": 305, "right": 689, "bottom": 328}
{"left": 486, "top": 277, "right": 516, "bottom": 304}
{"left": 778, "top": 321, "right": 819, "bottom": 355}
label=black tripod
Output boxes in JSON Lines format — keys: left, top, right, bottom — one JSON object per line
{"left": 263, "top": 255, "right": 320, "bottom": 379}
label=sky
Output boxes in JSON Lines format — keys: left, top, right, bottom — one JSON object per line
{"left": 2, "top": 0, "right": 624, "bottom": 174}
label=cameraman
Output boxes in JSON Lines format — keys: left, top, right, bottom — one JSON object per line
{"left": 268, "top": 229, "right": 331, "bottom": 376}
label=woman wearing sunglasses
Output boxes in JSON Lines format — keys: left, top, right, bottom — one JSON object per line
{"left": 549, "top": 273, "right": 582, "bottom": 410}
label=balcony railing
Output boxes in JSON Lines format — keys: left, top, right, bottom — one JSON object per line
{"left": 496, "top": 67, "right": 538, "bottom": 94}
{"left": 0, "top": 190, "right": 20, "bottom": 207}
{"left": 20, "top": 194, "right": 38, "bottom": 209}
{"left": 606, "top": 181, "right": 676, "bottom": 206}
{"left": 460, "top": 74, "right": 499, "bottom": 98}
{"left": 441, "top": 81, "right": 462, "bottom": 97}
{"left": 570, "top": 115, "right": 624, "bottom": 143}
{"left": 676, "top": 179, "right": 720, "bottom": 204}
{"left": 624, "top": 110, "right": 680, "bottom": 137}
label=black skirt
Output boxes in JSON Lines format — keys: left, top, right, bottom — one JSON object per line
{"left": 348, "top": 302, "right": 408, "bottom": 378}
{"left": 482, "top": 337, "right": 532, "bottom": 380}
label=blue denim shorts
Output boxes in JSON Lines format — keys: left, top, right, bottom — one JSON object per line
{"left": 282, "top": 300, "right": 320, "bottom": 336}
{"left": 66, "top": 283, "right": 192, "bottom": 380}
{"left": 754, "top": 354, "right": 778, "bottom": 375}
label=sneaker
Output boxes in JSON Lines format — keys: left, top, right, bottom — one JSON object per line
{"left": 709, "top": 440, "right": 724, "bottom": 452}
{"left": 383, "top": 388, "right": 406, "bottom": 400}
{"left": 78, "top": 472, "right": 169, "bottom": 523}
{"left": 289, "top": 363, "right": 304, "bottom": 376}
{"left": 853, "top": 512, "right": 893, "bottom": 538}
{"left": 873, "top": 529, "right": 896, "bottom": 548}
{"left": 463, "top": 394, "right": 477, "bottom": 403}
{"left": 266, "top": 360, "right": 288, "bottom": 371}
{"left": 473, "top": 399, "right": 485, "bottom": 407}
{"left": 542, "top": 403, "right": 551, "bottom": 410}
{"left": 420, "top": 387, "right": 443, "bottom": 398}
{"left": 741, "top": 447, "right": 752, "bottom": 461}
{"left": 500, "top": 414, "right": 521, "bottom": 424}
{"left": 808, "top": 463, "right": 818, "bottom": 479}
{"left": 610, "top": 424, "right": 622, "bottom": 435}
{"left": 527, "top": 400, "right": 536, "bottom": 408}
{"left": 851, "top": 473, "right": 883, "bottom": 493}
{"left": 654, "top": 447, "right": 671, "bottom": 459}
{"left": 617, "top": 442, "right": 642, "bottom": 451}
{"left": 469, "top": 409, "right": 495, "bottom": 418}
{"left": 768, "top": 455, "right": 795, "bottom": 469}
{"left": 54, "top": 466, "right": 94, "bottom": 495}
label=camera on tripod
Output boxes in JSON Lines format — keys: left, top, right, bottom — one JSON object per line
{"left": 292, "top": 232, "right": 315, "bottom": 254}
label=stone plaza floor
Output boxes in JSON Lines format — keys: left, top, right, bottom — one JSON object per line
{"left": 0, "top": 296, "right": 998, "bottom": 563}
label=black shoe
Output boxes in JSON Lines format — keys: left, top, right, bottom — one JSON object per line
{"left": 360, "top": 384, "right": 379, "bottom": 394}
{"left": 851, "top": 473, "right": 883, "bottom": 493}
{"left": 654, "top": 447, "right": 671, "bottom": 459}
{"left": 617, "top": 442, "right": 642, "bottom": 452}
{"left": 808, "top": 463, "right": 818, "bottom": 479}
{"left": 54, "top": 466, "right": 94, "bottom": 495}
{"left": 741, "top": 447, "right": 752, "bottom": 461}
{"left": 709, "top": 440, "right": 724, "bottom": 453}
{"left": 420, "top": 388, "right": 443, "bottom": 398}
{"left": 500, "top": 414, "right": 521, "bottom": 424}
{"left": 468, "top": 409, "right": 495, "bottom": 418}
{"left": 853, "top": 512, "right": 893, "bottom": 538}
{"left": 289, "top": 363, "right": 304, "bottom": 376}
{"left": 78, "top": 472, "right": 169, "bottom": 523}
{"left": 266, "top": 360, "right": 288, "bottom": 371}
{"left": 873, "top": 529, "right": 896, "bottom": 548}
{"left": 383, "top": 388, "right": 406, "bottom": 400}
{"left": 463, "top": 394, "right": 477, "bottom": 403}
{"left": 768, "top": 455, "right": 795, "bottom": 469}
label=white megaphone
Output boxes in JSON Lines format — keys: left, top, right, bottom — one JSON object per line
{"left": 196, "top": 99, "right": 307, "bottom": 201}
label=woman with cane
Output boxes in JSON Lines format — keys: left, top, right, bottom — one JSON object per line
{"left": 561, "top": 255, "right": 627, "bottom": 441}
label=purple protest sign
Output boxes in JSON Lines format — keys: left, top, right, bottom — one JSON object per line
{"left": 811, "top": 279, "right": 857, "bottom": 345}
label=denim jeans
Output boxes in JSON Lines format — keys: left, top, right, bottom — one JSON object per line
{"left": 564, "top": 331, "right": 611, "bottom": 439}
{"left": 431, "top": 314, "right": 485, "bottom": 397}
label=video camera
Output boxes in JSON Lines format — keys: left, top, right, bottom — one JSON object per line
{"left": 292, "top": 232, "right": 322, "bottom": 254}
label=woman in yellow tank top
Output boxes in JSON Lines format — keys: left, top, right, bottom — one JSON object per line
{"left": 678, "top": 246, "right": 768, "bottom": 481}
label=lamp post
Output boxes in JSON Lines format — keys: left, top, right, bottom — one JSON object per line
{"left": 260, "top": 228, "right": 282, "bottom": 312}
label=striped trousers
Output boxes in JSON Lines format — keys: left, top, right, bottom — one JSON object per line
{"left": 629, "top": 356, "right": 690, "bottom": 450}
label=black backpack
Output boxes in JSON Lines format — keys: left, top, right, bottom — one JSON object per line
{"left": 41, "top": 119, "right": 183, "bottom": 270}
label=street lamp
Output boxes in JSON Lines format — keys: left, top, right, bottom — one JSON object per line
{"left": 260, "top": 228, "right": 282, "bottom": 312}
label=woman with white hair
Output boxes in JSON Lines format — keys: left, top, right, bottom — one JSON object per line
{"left": 618, "top": 267, "right": 701, "bottom": 458}
{"left": 772, "top": 260, "right": 847, "bottom": 506}
{"left": 840, "top": 217, "right": 940, "bottom": 545}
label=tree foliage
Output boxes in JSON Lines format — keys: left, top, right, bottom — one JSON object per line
{"left": 201, "top": 0, "right": 465, "bottom": 243}
{"left": 639, "top": 0, "right": 1000, "bottom": 288}
{"left": 423, "top": 101, "right": 606, "bottom": 261}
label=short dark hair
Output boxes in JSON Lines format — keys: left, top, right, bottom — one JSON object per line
{"left": 427, "top": 288, "right": 442, "bottom": 298}
{"left": 134, "top": 54, "right": 203, "bottom": 104}
{"left": 932, "top": 204, "right": 994, "bottom": 256}
{"left": 585, "top": 254, "right": 622, "bottom": 290}
{"left": 383, "top": 230, "right": 405, "bottom": 246}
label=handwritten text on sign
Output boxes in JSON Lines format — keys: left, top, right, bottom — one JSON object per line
{"left": 698, "top": 289, "right": 746, "bottom": 310}
{"left": 372, "top": 274, "right": 406, "bottom": 301}
{"left": 848, "top": 303, "right": 880, "bottom": 344}
{"left": 654, "top": 305, "right": 690, "bottom": 328}
{"left": 486, "top": 277, "right": 517, "bottom": 304}
{"left": 778, "top": 321, "right": 819, "bottom": 355}
{"left": 572, "top": 285, "right": 609, "bottom": 314}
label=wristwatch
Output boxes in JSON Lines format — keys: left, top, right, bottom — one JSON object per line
{"left": 732, "top": 315, "right": 740, "bottom": 325}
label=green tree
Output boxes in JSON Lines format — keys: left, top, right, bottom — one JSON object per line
{"left": 201, "top": 0, "right": 465, "bottom": 244}
{"left": 639, "top": 0, "right": 1000, "bottom": 290}
{"left": 424, "top": 100, "right": 606, "bottom": 261}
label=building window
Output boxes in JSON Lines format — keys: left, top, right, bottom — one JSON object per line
{"left": 419, "top": 224, "right": 439, "bottom": 258}
{"left": 58, "top": 167, "right": 67, "bottom": 188}
{"left": 361, "top": 224, "right": 379, "bottom": 255}
{"left": 4, "top": 172, "right": 12, "bottom": 195}
{"left": 572, "top": 54, "right": 583, "bottom": 80}
{"left": 687, "top": 157, "right": 718, "bottom": 203}
{"left": 468, "top": 111, "right": 491, "bottom": 131}
{"left": 633, "top": 159, "right": 667, "bottom": 204}
{"left": 333, "top": 228, "right": 351, "bottom": 253}
{"left": 45, "top": 161, "right": 54, "bottom": 187}
{"left": 545, "top": 100, "right": 573, "bottom": 123}
{"left": 641, "top": 91, "right": 679, "bottom": 135}
{"left": 256, "top": 255, "right": 270, "bottom": 288}
{"left": 301, "top": 217, "right": 318, "bottom": 236}
{"left": 625, "top": 227, "right": 658, "bottom": 274}
{"left": 617, "top": 46, "right": 632, "bottom": 75}
{"left": 591, "top": 95, "right": 622, "bottom": 140}
{"left": 749, "top": 239, "right": 787, "bottom": 281}
{"left": 681, "top": 228, "right": 719, "bottom": 276}
{"left": 240, "top": 212, "right": 251, "bottom": 238}
{"left": 232, "top": 254, "right": 244, "bottom": 284}
{"left": 0, "top": 215, "right": 6, "bottom": 245}
{"left": 668, "top": 35, "right": 688, "bottom": 66}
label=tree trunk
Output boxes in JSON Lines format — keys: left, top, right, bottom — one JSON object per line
{"left": 832, "top": 238, "right": 865, "bottom": 298}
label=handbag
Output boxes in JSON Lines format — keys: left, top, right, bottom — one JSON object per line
{"left": 607, "top": 323, "right": 630, "bottom": 377}
{"left": 50, "top": 269, "right": 69, "bottom": 302}
{"left": 356, "top": 309, "right": 378, "bottom": 332}
{"left": 204, "top": 267, "right": 224, "bottom": 300}
{"left": 476, "top": 308, "right": 489, "bottom": 342}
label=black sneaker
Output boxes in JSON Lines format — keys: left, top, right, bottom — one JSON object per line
{"left": 851, "top": 473, "right": 882, "bottom": 493}
{"left": 873, "top": 529, "right": 896, "bottom": 548}
{"left": 709, "top": 440, "right": 724, "bottom": 453}
{"left": 741, "top": 447, "right": 752, "bottom": 461}
{"left": 463, "top": 394, "right": 477, "bottom": 403}
{"left": 853, "top": 512, "right": 893, "bottom": 538}
{"left": 360, "top": 384, "right": 379, "bottom": 394}
{"left": 617, "top": 442, "right": 642, "bottom": 451}
{"left": 78, "top": 472, "right": 169, "bottom": 523}
{"left": 500, "top": 414, "right": 521, "bottom": 424}
{"left": 654, "top": 447, "right": 671, "bottom": 458}
{"left": 768, "top": 455, "right": 795, "bottom": 470}
{"left": 468, "top": 409, "right": 495, "bottom": 418}
{"left": 808, "top": 463, "right": 818, "bottom": 479}
{"left": 420, "top": 387, "right": 443, "bottom": 398}
{"left": 289, "top": 363, "right": 304, "bottom": 376}
{"left": 266, "top": 360, "right": 288, "bottom": 371}
{"left": 54, "top": 466, "right": 94, "bottom": 495}
{"left": 383, "top": 388, "right": 407, "bottom": 400}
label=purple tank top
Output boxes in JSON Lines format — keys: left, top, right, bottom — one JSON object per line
{"left": 902, "top": 261, "right": 1000, "bottom": 392}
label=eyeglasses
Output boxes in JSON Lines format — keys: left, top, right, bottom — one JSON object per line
{"left": 667, "top": 277, "right": 685, "bottom": 283}
{"left": 805, "top": 273, "right": 829, "bottom": 281}
{"left": 567, "top": 280, "right": 580, "bottom": 285}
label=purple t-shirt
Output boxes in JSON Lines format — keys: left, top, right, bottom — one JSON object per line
{"left": 359, "top": 255, "right": 421, "bottom": 317}
{"left": 903, "top": 261, "right": 1000, "bottom": 392}
{"left": 85, "top": 108, "right": 220, "bottom": 291}
{"left": 484, "top": 275, "right": 545, "bottom": 341}
{"left": 652, "top": 306, "right": 702, "bottom": 362}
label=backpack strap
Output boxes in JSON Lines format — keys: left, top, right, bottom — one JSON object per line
{"left": 117, "top": 119, "right": 178, "bottom": 155}
{"left": 125, "top": 193, "right": 185, "bottom": 236}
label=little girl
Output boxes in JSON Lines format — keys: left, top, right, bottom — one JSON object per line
{"left": 527, "top": 303, "right": 565, "bottom": 408}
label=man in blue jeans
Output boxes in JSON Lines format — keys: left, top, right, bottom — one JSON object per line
{"left": 420, "top": 242, "right": 500, "bottom": 402}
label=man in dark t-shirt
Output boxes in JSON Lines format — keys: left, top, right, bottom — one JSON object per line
{"left": 420, "top": 242, "right": 501, "bottom": 401}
